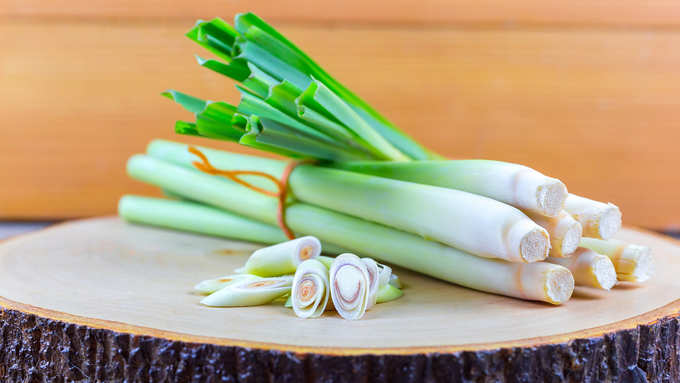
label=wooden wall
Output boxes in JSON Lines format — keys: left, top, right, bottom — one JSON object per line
{"left": 1, "top": 1, "right": 679, "bottom": 228}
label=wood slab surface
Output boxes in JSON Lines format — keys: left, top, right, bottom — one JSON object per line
{"left": 0, "top": 217, "right": 678, "bottom": 381}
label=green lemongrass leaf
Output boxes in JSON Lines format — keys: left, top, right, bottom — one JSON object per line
{"left": 195, "top": 55, "right": 249, "bottom": 82}
{"left": 236, "top": 41, "right": 310, "bottom": 90}
{"left": 375, "top": 283, "right": 403, "bottom": 303}
{"left": 162, "top": 90, "right": 207, "bottom": 114}
{"left": 241, "top": 117, "right": 368, "bottom": 161}
{"left": 242, "top": 62, "right": 279, "bottom": 98}
{"left": 266, "top": 80, "right": 302, "bottom": 118}
{"left": 174, "top": 121, "right": 200, "bottom": 137}
{"left": 237, "top": 86, "right": 337, "bottom": 144}
{"left": 195, "top": 102, "right": 245, "bottom": 141}
{"left": 187, "top": 18, "right": 240, "bottom": 62}
{"left": 301, "top": 80, "right": 408, "bottom": 161}
{"left": 233, "top": 13, "right": 435, "bottom": 160}
{"left": 241, "top": 24, "right": 311, "bottom": 75}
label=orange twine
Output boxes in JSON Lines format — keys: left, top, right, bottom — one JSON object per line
{"left": 188, "top": 146, "right": 312, "bottom": 240}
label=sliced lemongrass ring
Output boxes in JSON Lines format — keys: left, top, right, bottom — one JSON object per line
{"left": 361, "top": 258, "right": 380, "bottom": 307}
{"left": 193, "top": 274, "right": 259, "bottom": 295}
{"left": 244, "top": 236, "right": 321, "bottom": 277}
{"left": 292, "top": 259, "right": 330, "bottom": 318}
{"left": 330, "top": 253, "right": 370, "bottom": 320}
{"left": 200, "top": 276, "right": 293, "bottom": 307}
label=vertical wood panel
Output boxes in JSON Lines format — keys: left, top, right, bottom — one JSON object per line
{"left": 1, "top": 20, "right": 679, "bottom": 227}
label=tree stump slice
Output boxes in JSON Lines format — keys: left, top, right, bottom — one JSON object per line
{"left": 0, "top": 217, "right": 678, "bottom": 382}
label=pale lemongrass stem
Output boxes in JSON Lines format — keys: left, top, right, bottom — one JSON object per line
{"left": 361, "top": 258, "right": 380, "bottom": 307}
{"left": 546, "top": 248, "right": 617, "bottom": 290}
{"left": 147, "top": 140, "right": 549, "bottom": 263}
{"left": 292, "top": 259, "right": 330, "bottom": 318}
{"left": 119, "top": 195, "right": 348, "bottom": 254}
{"left": 524, "top": 210, "right": 582, "bottom": 257}
{"left": 376, "top": 284, "right": 404, "bottom": 303}
{"left": 564, "top": 194, "right": 622, "bottom": 240}
{"left": 194, "top": 274, "right": 259, "bottom": 295}
{"left": 332, "top": 160, "right": 568, "bottom": 217}
{"left": 330, "top": 254, "right": 371, "bottom": 320}
{"left": 244, "top": 236, "right": 321, "bottom": 277}
{"left": 580, "top": 238, "right": 654, "bottom": 282}
{"left": 201, "top": 276, "right": 293, "bottom": 307}
{"left": 127, "top": 154, "right": 572, "bottom": 304}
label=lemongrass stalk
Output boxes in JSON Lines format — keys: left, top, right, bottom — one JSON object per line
{"left": 284, "top": 295, "right": 293, "bottom": 308}
{"left": 119, "top": 195, "right": 288, "bottom": 244}
{"left": 194, "top": 274, "right": 260, "bottom": 295}
{"left": 126, "top": 154, "right": 573, "bottom": 304}
{"left": 201, "top": 276, "right": 292, "bottom": 306}
{"left": 564, "top": 194, "right": 622, "bottom": 240}
{"left": 376, "top": 284, "right": 403, "bottom": 303}
{"left": 119, "top": 195, "right": 348, "bottom": 255}
{"left": 333, "top": 160, "right": 568, "bottom": 217}
{"left": 330, "top": 254, "right": 371, "bottom": 320}
{"left": 546, "top": 248, "right": 616, "bottom": 290}
{"left": 361, "top": 258, "right": 380, "bottom": 307}
{"left": 147, "top": 140, "right": 549, "bottom": 263}
{"left": 292, "top": 259, "right": 330, "bottom": 318}
{"left": 389, "top": 274, "right": 402, "bottom": 289}
{"left": 524, "top": 210, "right": 582, "bottom": 258}
{"left": 243, "top": 236, "right": 321, "bottom": 277}
{"left": 580, "top": 238, "right": 654, "bottom": 282}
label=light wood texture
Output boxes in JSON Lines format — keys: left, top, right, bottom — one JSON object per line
{"left": 4, "top": 0, "right": 680, "bottom": 27}
{"left": 0, "top": 217, "right": 675, "bottom": 351}
{"left": 1, "top": 20, "right": 679, "bottom": 227}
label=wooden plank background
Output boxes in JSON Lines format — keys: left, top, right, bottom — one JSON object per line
{"left": 1, "top": 3, "right": 679, "bottom": 229}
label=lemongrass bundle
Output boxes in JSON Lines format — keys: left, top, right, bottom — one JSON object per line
{"left": 124, "top": 154, "right": 574, "bottom": 304}
{"left": 546, "top": 248, "right": 617, "bottom": 290}
{"left": 330, "top": 254, "right": 371, "bottom": 320}
{"left": 580, "top": 238, "right": 654, "bottom": 282}
{"left": 147, "top": 140, "right": 550, "bottom": 263}
{"left": 243, "top": 236, "right": 321, "bottom": 277}
{"left": 334, "top": 160, "right": 567, "bottom": 217}
{"left": 201, "top": 276, "right": 293, "bottom": 306}
{"left": 292, "top": 259, "right": 330, "bottom": 318}
{"left": 564, "top": 194, "right": 622, "bottom": 240}
{"left": 194, "top": 274, "right": 259, "bottom": 295}
{"left": 524, "top": 210, "right": 582, "bottom": 258}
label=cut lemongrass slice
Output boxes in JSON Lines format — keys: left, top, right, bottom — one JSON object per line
{"left": 292, "top": 259, "right": 330, "bottom": 318}
{"left": 564, "top": 194, "right": 622, "bottom": 240}
{"left": 389, "top": 273, "right": 402, "bottom": 289}
{"left": 317, "top": 255, "right": 335, "bottom": 269}
{"left": 376, "top": 283, "right": 403, "bottom": 303}
{"left": 361, "top": 258, "right": 380, "bottom": 307}
{"left": 200, "top": 276, "right": 293, "bottom": 307}
{"left": 580, "top": 238, "right": 654, "bottom": 282}
{"left": 244, "top": 236, "right": 321, "bottom": 277}
{"left": 546, "top": 248, "right": 617, "bottom": 290}
{"left": 330, "top": 253, "right": 371, "bottom": 320}
{"left": 284, "top": 295, "right": 293, "bottom": 308}
{"left": 377, "top": 263, "right": 393, "bottom": 287}
{"left": 193, "top": 274, "right": 259, "bottom": 295}
{"left": 524, "top": 210, "right": 582, "bottom": 258}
